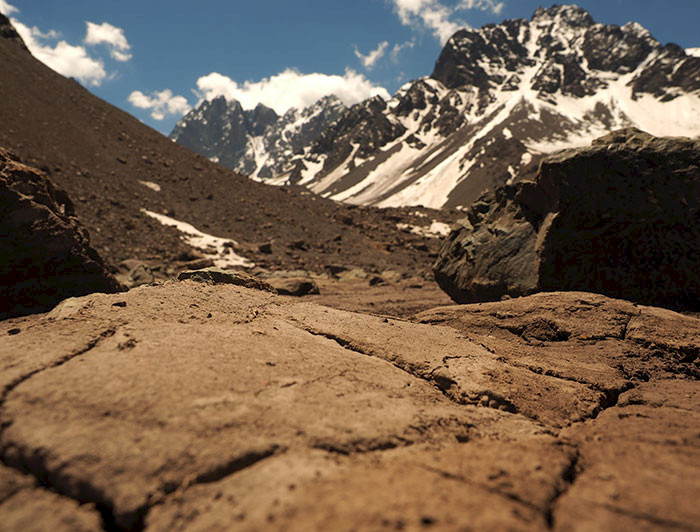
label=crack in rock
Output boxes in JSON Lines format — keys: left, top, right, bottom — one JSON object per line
{"left": 1, "top": 439, "right": 145, "bottom": 532}
{"left": 545, "top": 449, "right": 580, "bottom": 529}
{"left": 312, "top": 439, "right": 404, "bottom": 456}
{"left": 301, "top": 328, "right": 369, "bottom": 357}
{"left": 595, "top": 501, "right": 699, "bottom": 530}
{"left": 171, "top": 445, "right": 282, "bottom": 490}
{"left": 302, "top": 327, "right": 519, "bottom": 415}
{"left": 514, "top": 361, "right": 637, "bottom": 423}
{"left": 312, "top": 419, "right": 473, "bottom": 456}
{"left": 1, "top": 441, "right": 282, "bottom": 532}
{"left": 0, "top": 327, "right": 117, "bottom": 406}
{"left": 417, "top": 463, "right": 543, "bottom": 514}
{"left": 619, "top": 313, "right": 637, "bottom": 340}
{"left": 0, "top": 324, "right": 282, "bottom": 532}
{"left": 587, "top": 382, "right": 636, "bottom": 421}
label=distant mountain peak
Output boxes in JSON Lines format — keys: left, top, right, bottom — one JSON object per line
{"left": 171, "top": 94, "right": 346, "bottom": 179}
{"left": 532, "top": 4, "right": 594, "bottom": 26}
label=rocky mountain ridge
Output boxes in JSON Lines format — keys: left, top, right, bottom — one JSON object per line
{"left": 171, "top": 95, "right": 346, "bottom": 180}
{"left": 173, "top": 4, "right": 700, "bottom": 209}
{"left": 292, "top": 4, "right": 700, "bottom": 209}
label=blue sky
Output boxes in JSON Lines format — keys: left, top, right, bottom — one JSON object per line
{"left": 3, "top": 0, "right": 699, "bottom": 134}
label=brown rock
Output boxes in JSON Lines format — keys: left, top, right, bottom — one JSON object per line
{"left": 178, "top": 257, "right": 215, "bottom": 270}
{"left": 258, "top": 241, "right": 273, "bottom": 254}
{"left": 176, "top": 267, "right": 276, "bottom": 292}
{"left": 434, "top": 128, "right": 700, "bottom": 311}
{"left": 0, "top": 466, "right": 102, "bottom": 531}
{"left": 269, "top": 278, "right": 320, "bottom": 296}
{"left": 0, "top": 148, "right": 124, "bottom": 320}
{"left": 0, "top": 285, "right": 697, "bottom": 530}
{"left": 0, "top": 13, "right": 27, "bottom": 51}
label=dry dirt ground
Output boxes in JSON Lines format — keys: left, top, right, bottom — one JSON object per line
{"left": 1, "top": 280, "right": 698, "bottom": 531}
{"left": 305, "top": 278, "right": 454, "bottom": 318}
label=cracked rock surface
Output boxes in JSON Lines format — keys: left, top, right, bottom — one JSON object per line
{"left": 0, "top": 283, "right": 698, "bottom": 531}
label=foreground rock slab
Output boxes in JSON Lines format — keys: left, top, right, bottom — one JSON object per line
{"left": 0, "top": 283, "right": 698, "bottom": 531}
{"left": 434, "top": 128, "right": 700, "bottom": 311}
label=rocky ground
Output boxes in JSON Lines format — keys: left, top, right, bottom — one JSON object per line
{"left": 1, "top": 279, "right": 698, "bottom": 531}
{"left": 1, "top": 13, "right": 699, "bottom": 532}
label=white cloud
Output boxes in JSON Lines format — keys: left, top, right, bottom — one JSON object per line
{"left": 0, "top": 0, "right": 18, "bottom": 15}
{"left": 391, "top": 40, "right": 415, "bottom": 62}
{"left": 458, "top": 0, "right": 504, "bottom": 15}
{"left": 12, "top": 19, "right": 107, "bottom": 86}
{"left": 389, "top": 0, "right": 506, "bottom": 44}
{"left": 195, "top": 68, "right": 390, "bottom": 115}
{"left": 84, "top": 21, "right": 132, "bottom": 62}
{"left": 391, "top": 0, "right": 462, "bottom": 44}
{"left": 128, "top": 89, "right": 191, "bottom": 120}
{"left": 355, "top": 41, "right": 389, "bottom": 69}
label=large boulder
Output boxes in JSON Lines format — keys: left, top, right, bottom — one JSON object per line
{"left": 0, "top": 148, "right": 124, "bottom": 319}
{"left": 0, "top": 282, "right": 698, "bottom": 530}
{"left": 433, "top": 128, "right": 700, "bottom": 310}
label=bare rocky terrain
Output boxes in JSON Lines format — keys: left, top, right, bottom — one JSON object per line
{"left": 0, "top": 280, "right": 698, "bottom": 531}
{"left": 1, "top": 10, "right": 699, "bottom": 532}
{"left": 0, "top": 19, "right": 457, "bottom": 285}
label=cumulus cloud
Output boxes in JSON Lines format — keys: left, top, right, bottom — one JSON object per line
{"left": 195, "top": 68, "right": 390, "bottom": 115}
{"left": 12, "top": 19, "right": 107, "bottom": 86}
{"left": 128, "top": 89, "right": 191, "bottom": 120}
{"left": 391, "top": 40, "right": 415, "bottom": 62}
{"left": 390, "top": 0, "right": 506, "bottom": 44}
{"left": 355, "top": 41, "right": 389, "bottom": 69}
{"left": 458, "top": 0, "right": 504, "bottom": 15}
{"left": 84, "top": 21, "right": 132, "bottom": 62}
{"left": 391, "top": 0, "right": 461, "bottom": 44}
{"left": 0, "top": 0, "right": 18, "bottom": 15}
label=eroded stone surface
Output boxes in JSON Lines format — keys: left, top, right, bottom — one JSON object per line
{"left": 0, "top": 465, "right": 102, "bottom": 531}
{"left": 0, "top": 284, "right": 697, "bottom": 531}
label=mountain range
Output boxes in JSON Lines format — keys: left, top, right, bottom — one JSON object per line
{"left": 172, "top": 4, "right": 700, "bottom": 209}
{"left": 0, "top": 12, "right": 454, "bottom": 281}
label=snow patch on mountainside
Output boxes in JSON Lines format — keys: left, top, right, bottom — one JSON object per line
{"left": 141, "top": 209, "right": 253, "bottom": 268}
{"left": 138, "top": 180, "right": 161, "bottom": 192}
{"left": 397, "top": 221, "right": 452, "bottom": 238}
